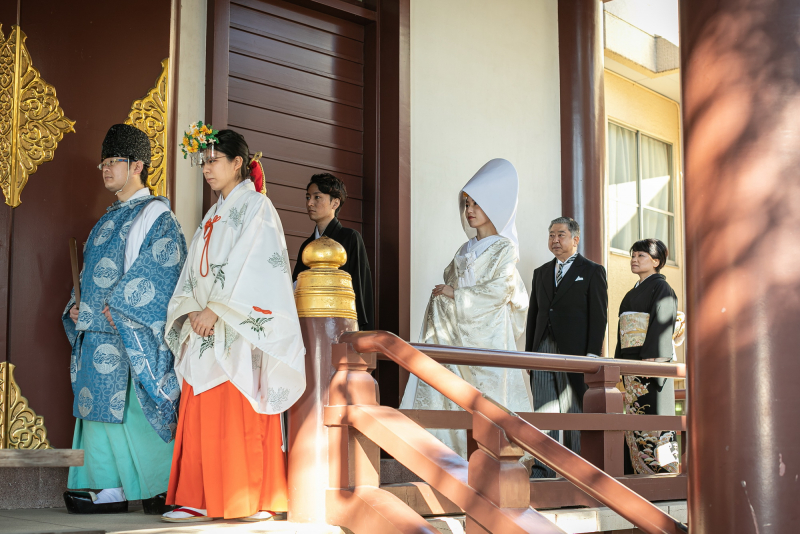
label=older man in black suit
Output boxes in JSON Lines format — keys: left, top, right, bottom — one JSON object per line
{"left": 525, "top": 217, "right": 608, "bottom": 478}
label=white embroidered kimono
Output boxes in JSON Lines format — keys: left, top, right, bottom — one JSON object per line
{"left": 165, "top": 180, "right": 306, "bottom": 414}
{"left": 400, "top": 159, "right": 532, "bottom": 458}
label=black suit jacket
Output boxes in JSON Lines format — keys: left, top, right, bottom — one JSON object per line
{"left": 525, "top": 254, "right": 608, "bottom": 396}
{"left": 292, "top": 218, "right": 374, "bottom": 331}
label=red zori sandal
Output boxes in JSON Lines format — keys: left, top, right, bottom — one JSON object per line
{"left": 161, "top": 506, "right": 216, "bottom": 522}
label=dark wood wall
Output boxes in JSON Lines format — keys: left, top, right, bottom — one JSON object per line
{"left": 217, "top": 0, "right": 367, "bottom": 273}
{"left": 0, "top": 1, "right": 172, "bottom": 448}
{"left": 207, "top": 0, "right": 410, "bottom": 404}
{"left": 0, "top": 0, "right": 409, "bottom": 451}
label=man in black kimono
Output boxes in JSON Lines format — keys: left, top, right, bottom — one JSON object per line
{"left": 292, "top": 173, "right": 374, "bottom": 331}
{"left": 525, "top": 217, "right": 608, "bottom": 478}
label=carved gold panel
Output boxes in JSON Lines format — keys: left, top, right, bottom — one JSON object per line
{"left": 125, "top": 58, "right": 169, "bottom": 197}
{"left": 0, "top": 25, "right": 75, "bottom": 208}
{"left": 0, "top": 362, "right": 51, "bottom": 449}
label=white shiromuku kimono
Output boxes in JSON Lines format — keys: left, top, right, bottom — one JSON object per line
{"left": 165, "top": 180, "right": 306, "bottom": 415}
{"left": 400, "top": 159, "right": 532, "bottom": 458}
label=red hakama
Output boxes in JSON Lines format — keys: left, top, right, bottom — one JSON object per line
{"left": 166, "top": 380, "right": 287, "bottom": 519}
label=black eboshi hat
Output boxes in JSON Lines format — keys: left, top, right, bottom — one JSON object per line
{"left": 101, "top": 124, "right": 152, "bottom": 166}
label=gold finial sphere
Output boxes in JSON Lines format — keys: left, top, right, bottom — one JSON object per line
{"left": 294, "top": 237, "right": 357, "bottom": 320}
{"left": 301, "top": 236, "right": 347, "bottom": 270}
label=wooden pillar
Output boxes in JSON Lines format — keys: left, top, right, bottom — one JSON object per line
{"left": 287, "top": 237, "right": 359, "bottom": 523}
{"left": 558, "top": 0, "right": 606, "bottom": 263}
{"left": 0, "top": 0, "right": 18, "bottom": 375}
{"left": 680, "top": 0, "right": 800, "bottom": 531}
{"left": 0, "top": 206, "right": 12, "bottom": 367}
{"left": 375, "top": 0, "right": 411, "bottom": 342}
{"left": 165, "top": 0, "right": 181, "bottom": 203}
{"left": 287, "top": 316, "right": 357, "bottom": 522}
{"left": 372, "top": 0, "right": 412, "bottom": 408}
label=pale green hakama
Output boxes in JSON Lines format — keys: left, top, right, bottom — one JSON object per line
{"left": 68, "top": 379, "right": 174, "bottom": 500}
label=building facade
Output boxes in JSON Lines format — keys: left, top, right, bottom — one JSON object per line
{"left": 0, "top": 0, "right": 687, "bottom": 443}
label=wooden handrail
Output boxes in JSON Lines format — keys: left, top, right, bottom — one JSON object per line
{"left": 325, "top": 404, "right": 566, "bottom": 534}
{"left": 326, "top": 340, "right": 565, "bottom": 533}
{"left": 341, "top": 330, "right": 688, "bottom": 534}
{"left": 407, "top": 342, "right": 686, "bottom": 378}
{"left": 400, "top": 409, "right": 686, "bottom": 431}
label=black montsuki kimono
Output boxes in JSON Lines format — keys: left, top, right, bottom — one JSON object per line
{"left": 614, "top": 273, "right": 679, "bottom": 475}
{"left": 292, "top": 218, "right": 375, "bottom": 331}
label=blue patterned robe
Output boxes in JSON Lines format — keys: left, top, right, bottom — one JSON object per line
{"left": 62, "top": 195, "right": 187, "bottom": 443}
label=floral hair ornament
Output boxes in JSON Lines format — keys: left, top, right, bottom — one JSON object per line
{"left": 181, "top": 121, "right": 220, "bottom": 166}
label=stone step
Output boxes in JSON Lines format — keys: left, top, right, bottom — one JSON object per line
{"left": 421, "top": 501, "right": 688, "bottom": 534}
{"left": 0, "top": 450, "right": 83, "bottom": 468}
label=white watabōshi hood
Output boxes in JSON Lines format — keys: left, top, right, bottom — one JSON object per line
{"left": 459, "top": 158, "right": 520, "bottom": 252}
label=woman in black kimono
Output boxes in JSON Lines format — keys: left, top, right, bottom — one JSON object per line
{"left": 615, "top": 238, "right": 679, "bottom": 475}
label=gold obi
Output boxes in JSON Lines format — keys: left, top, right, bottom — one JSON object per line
{"left": 619, "top": 312, "right": 650, "bottom": 349}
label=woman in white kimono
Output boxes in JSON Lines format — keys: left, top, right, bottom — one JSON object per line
{"left": 400, "top": 158, "right": 532, "bottom": 458}
{"left": 161, "top": 129, "right": 305, "bottom": 522}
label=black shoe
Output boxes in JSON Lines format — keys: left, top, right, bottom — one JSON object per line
{"left": 142, "top": 492, "right": 177, "bottom": 515}
{"left": 63, "top": 491, "right": 129, "bottom": 514}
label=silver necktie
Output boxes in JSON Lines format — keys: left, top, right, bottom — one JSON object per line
{"left": 555, "top": 256, "right": 575, "bottom": 286}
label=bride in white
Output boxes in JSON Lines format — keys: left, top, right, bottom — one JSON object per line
{"left": 400, "top": 158, "right": 532, "bottom": 458}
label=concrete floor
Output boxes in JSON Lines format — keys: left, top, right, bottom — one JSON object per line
{"left": 0, "top": 508, "right": 468, "bottom": 534}
{"left": 0, "top": 501, "right": 687, "bottom": 534}
{"left": 0, "top": 505, "right": 345, "bottom": 534}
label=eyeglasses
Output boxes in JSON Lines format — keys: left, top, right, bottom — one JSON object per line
{"left": 190, "top": 146, "right": 217, "bottom": 167}
{"left": 200, "top": 157, "right": 221, "bottom": 167}
{"left": 97, "top": 158, "right": 129, "bottom": 170}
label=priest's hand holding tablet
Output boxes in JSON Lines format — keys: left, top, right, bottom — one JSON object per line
{"left": 69, "top": 305, "right": 79, "bottom": 324}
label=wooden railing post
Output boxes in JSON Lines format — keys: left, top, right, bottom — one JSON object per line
{"left": 581, "top": 365, "right": 624, "bottom": 476}
{"left": 288, "top": 237, "right": 359, "bottom": 523}
{"left": 328, "top": 343, "right": 380, "bottom": 490}
{"left": 466, "top": 410, "right": 531, "bottom": 534}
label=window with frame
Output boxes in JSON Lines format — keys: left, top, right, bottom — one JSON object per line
{"left": 608, "top": 122, "right": 675, "bottom": 261}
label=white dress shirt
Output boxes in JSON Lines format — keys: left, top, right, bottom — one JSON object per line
{"left": 124, "top": 188, "right": 169, "bottom": 273}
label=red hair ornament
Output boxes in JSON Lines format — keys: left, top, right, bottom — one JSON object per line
{"left": 249, "top": 152, "right": 267, "bottom": 195}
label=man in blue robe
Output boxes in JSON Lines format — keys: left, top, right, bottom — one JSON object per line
{"left": 62, "top": 124, "right": 187, "bottom": 514}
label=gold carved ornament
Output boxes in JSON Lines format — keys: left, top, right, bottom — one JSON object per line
{"left": 294, "top": 237, "right": 358, "bottom": 320}
{"left": 0, "top": 362, "right": 51, "bottom": 449}
{"left": 125, "top": 58, "right": 169, "bottom": 197}
{"left": 0, "top": 25, "right": 75, "bottom": 208}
